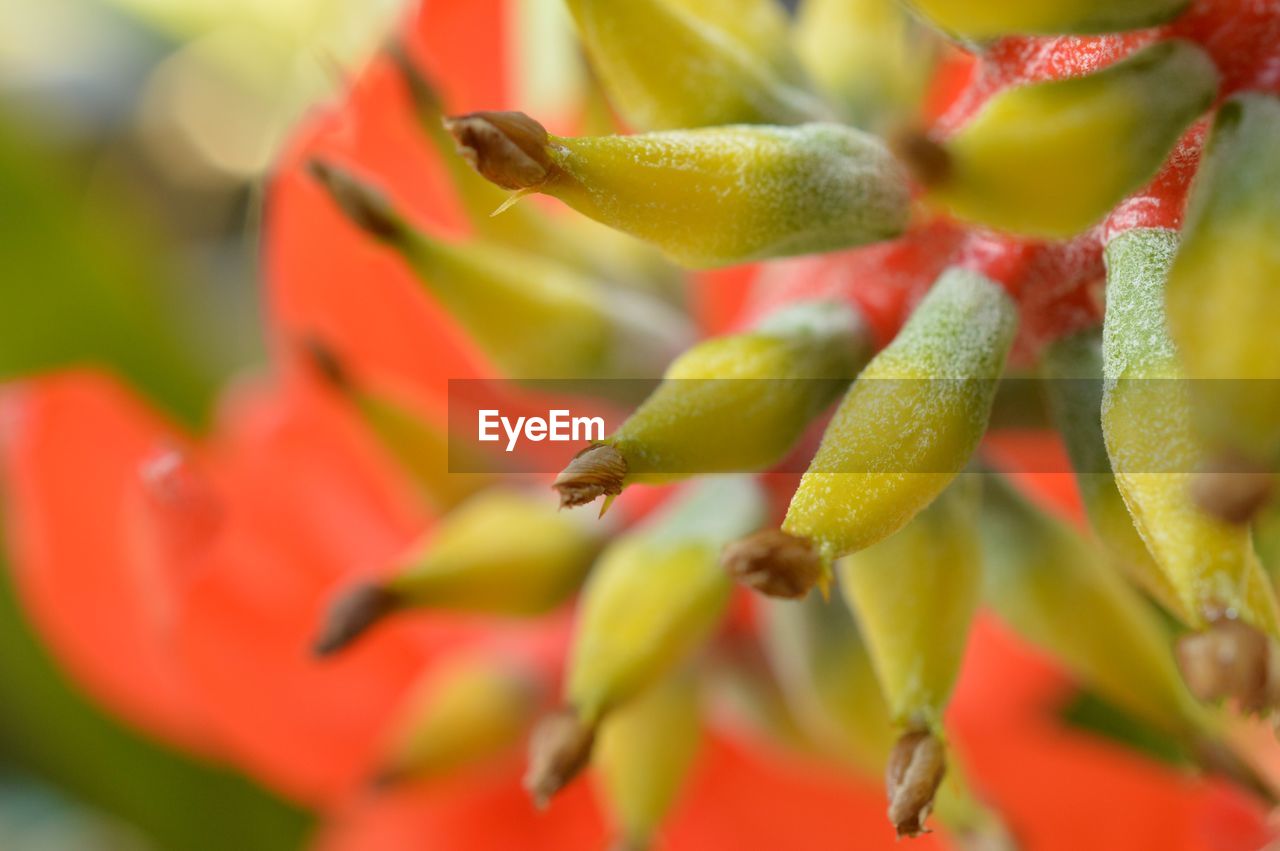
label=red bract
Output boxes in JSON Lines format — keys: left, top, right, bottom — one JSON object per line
{"left": 3, "top": 1, "right": 1280, "bottom": 849}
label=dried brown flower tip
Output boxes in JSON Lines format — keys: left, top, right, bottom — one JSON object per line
{"left": 886, "top": 730, "right": 947, "bottom": 839}
{"left": 384, "top": 40, "right": 443, "bottom": 116}
{"left": 553, "top": 445, "right": 628, "bottom": 509}
{"left": 307, "top": 159, "right": 405, "bottom": 242}
{"left": 313, "top": 582, "right": 401, "bottom": 658}
{"left": 721, "top": 530, "right": 823, "bottom": 599}
{"left": 1190, "top": 454, "right": 1274, "bottom": 525}
{"left": 524, "top": 708, "right": 596, "bottom": 809}
{"left": 443, "top": 111, "right": 557, "bottom": 191}
{"left": 889, "top": 128, "right": 952, "bottom": 187}
{"left": 300, "top": 335, "right": 355, "bottom": 394}
{"left": 1176, "top": 617, "right": 1280, "bottom": 714}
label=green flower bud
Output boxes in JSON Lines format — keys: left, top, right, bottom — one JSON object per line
{"left": 749, "top": 267, "right": 1016, "bottom": 586}
{"left": 446, "top": 113, "right": 911, "bottom": 268}
{"left": 308, "top": 159, "right": 693, "bottom": 380}
{"left": 1039, "top": 330, "right": 1188, "bottom": 620}
{"left": 374, "top": 655, "right": 543, "bottom": 785}
{"left": 527, "top": 477, "right": 764, "bottom": 805}
{"left": 314, "top": 489, "right": 601, "bottom": 655}
{"left": 908, "top": 41, "right": 1217, "bottom": 237}
{"left": 906, "top": 0, "right": 1190, "bottom": 38}
{"left": 554, "top": 301, "right": 872, "bottom": 508}
{"left": 1167, "top": 94, "right": 1280, "bottom": 499}
{"left": 564, "top": 0, "right": 827, "bottom": 130}
{"left": 1101, "top": 227, "right": 1279, "bottom": 636}
{"left": 595, "top": 672, "right": 701, "bottom": 851}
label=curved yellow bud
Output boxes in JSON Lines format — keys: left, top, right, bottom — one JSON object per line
{"left": 907, "top": 0, "right": 1190, "bottom": 38}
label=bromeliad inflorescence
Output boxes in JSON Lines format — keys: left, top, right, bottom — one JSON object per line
{"left": 307, "top": 0, "right": 1280, "bottom": 845}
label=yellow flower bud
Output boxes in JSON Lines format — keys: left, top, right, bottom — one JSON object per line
{"left": 554, "top": 301, "right": 872, "bottom": 508}
{"left": 1039, "top": 330, "right": 1189, "bottom": 620}
{"left": 564, "top": 0, "right": 827, "bottom": 130}
{"left": 764, "top": 267, "right": 1016, "bottom": 583}
{"left": 314, "top": 489, "right": 601, "bottom": 655}
{"left": 838, "top": 478, "right": 981, "bottom": 732}
{"left": 527, "top": 477, "right": 764, "bottom": 805}
{"left": 794, "top": 0, "right": 938, "bottom": 130}
{"left": 302, "top": 338, "right": 490, "bottom": 512}
{"left": 308, "top": 160, "right": 693, "bottom": 380}
{"left": 1167, "top": 94, "right": 1280, "bottom": 497}
{"left": 1101, "top": 227, "right": 1279, "bottom": 636}
{"left": 446, "top": 113, "right": 911, "bottom": 268}
{"left": 981, "top": 474, "right": 1211, "bottom": 738}
{"left": 906, "top": 0, "right": 1190, "bottom": 38}
{"left": 374, "top": 655, "right": 543, "bottom": 785}
{"left": 911, "top": 40, "right": 1217, "bottom": 237}
{"left": 595, "top": 672, "right": 701, "bottom": 851}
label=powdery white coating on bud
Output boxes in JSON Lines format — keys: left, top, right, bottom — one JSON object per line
{"left": 545, "top": 122, "right": 912, "bottom": 268}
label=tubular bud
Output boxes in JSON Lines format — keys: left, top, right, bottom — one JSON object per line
{"left": 535, "top": 478, "right": 764, "bottom": 804}
{"left": 314, "top": 490, "right": 600, "bottom": 655}
{"left": 773, "top": 267, "right": 1017, "bottom": 575}
{"left": 981, "top": 475, "right": 1213, "bottom": 738}
{"left": 1101, "top": 227, "right": 1280, "bottom": 636}
{"left": 838, "top": 479, "right": 981, "bottom": 733}
{"left": 555, "top": 301, "right": 871, "bottom": 508}
{"left": 906, "top": 0, "right": 1190, "bottom": 38}
{"left": 1039, "top": 330, "right": 1188, "bottom": 620}
{"left": 448, "top": 115, "right": 911, "bottom": 268}
{"left": 914, "top": 40, "right": 1217, "bottom": 237}
{"left": 794, "top": 0, "right": 938, "bottom": 130}
{"left": 563, "top": 0, "right": 827, "bottom": 130}
{"left": 302, "top": 338, "right": 489, "bottom": 511}
{"left": 595, "top": 673, "right": 701, "bottom": 850}
{"left": 375, "top": 656, "right": 543, "bottom": 785}
{"left": 310, "top": 159, "right": 693, "bottom": 380}
{"left": 1167, "top": 94, "right": 1280, "bottom": 504}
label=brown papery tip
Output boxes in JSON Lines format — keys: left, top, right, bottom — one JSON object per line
{"left": 722, "top": 530, "right": 823, "bottom": 600}
{"left": 443, "top": 111, "right": 556, "bottom": 191}
{"left": 313, "top": 582, "right": 401, "bottom": 658}
{"left": 889, "top": 128, "right": 952, "bottom": 188}
{"left": 307, "top": 159, "right": 405, "bottom": 242}
{"left": 1191, "top": 454, "right": 1274, "bottom": 525}
{"left": 886, "top": 731, "right": 947, "bottom": 839}
{"left": 1176, "top": 618, "right": 1280, "bottom": 714}
{"left": 299, "top": 335, "right": 355, "bottom": 394}
{"left": 523, "top": 708, "right": 596, "bottom": 809}
{"left": 553, "top": 445, "right": 628, "bottom": 509}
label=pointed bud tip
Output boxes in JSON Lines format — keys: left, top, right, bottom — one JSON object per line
{"left": 299, "top": 335, "right": 355, "bottom": 394}
{"left": 313, "top": 582, "right": 400, "bottom": 658}
{"left": 523, "top": 708, "right": 596, "bottom": 808}
{"left": 889, "top": 128, "right": 951, "bottom": 188}
{"left": 722, "top": 530, "right": 823, "bottom": 599}
{"left": 443, "top": 111, "right": 556, "bottom": 191}
{"left": 1176, "top": 618, "right": 1280, "bottom": 714}
{"left": 553, "top": 445, "right": 627, "bottom": 509}
{"left": 886, "top": 731, "right": 946, "bottom": 839}
{"left": 306, "top": 159, "right": 404, "bottom": 242}
{"left": 384, "top": 40, "right": 442, "bottom": 115}
{"left": 1191, "top": 455, "right": 1273, "bottom": 525}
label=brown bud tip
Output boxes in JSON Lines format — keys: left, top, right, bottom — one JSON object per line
{"left": 1191, "top": 454, "right": 1273, "bottom": 525}
{"left": 385, "top": 40, "right": 443, "bottom": 117}
{"left": 1176, "top": 618, "right": 1280, "bottom": 714}
{"left": 554, "top": 444, "right": 627, "bottom": 509}
{"left": 306, "top": 159, "right": 404, "bottom": 242}
{"left": 299, "top": 335, "right": 354, "bottom": 394}
{"left": 443, "top": 111, "right": 556, "bottom": 191}
{"left": 722, "top": 530, "right": 824, "bottom": 599}
{"left": 313, "top": 582, "right": 401, "bottom": 657}
{"left": 889, "top": 128, "right": 951, "bottom": 187}
{"left": 523, "top": 708, "right": 596, "bottom": 809}
{"left": 886, "top": 731, "right": 947, "bottom": 839}
{"left": 367, "top": 764, "right": 408, "bottom": 792}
